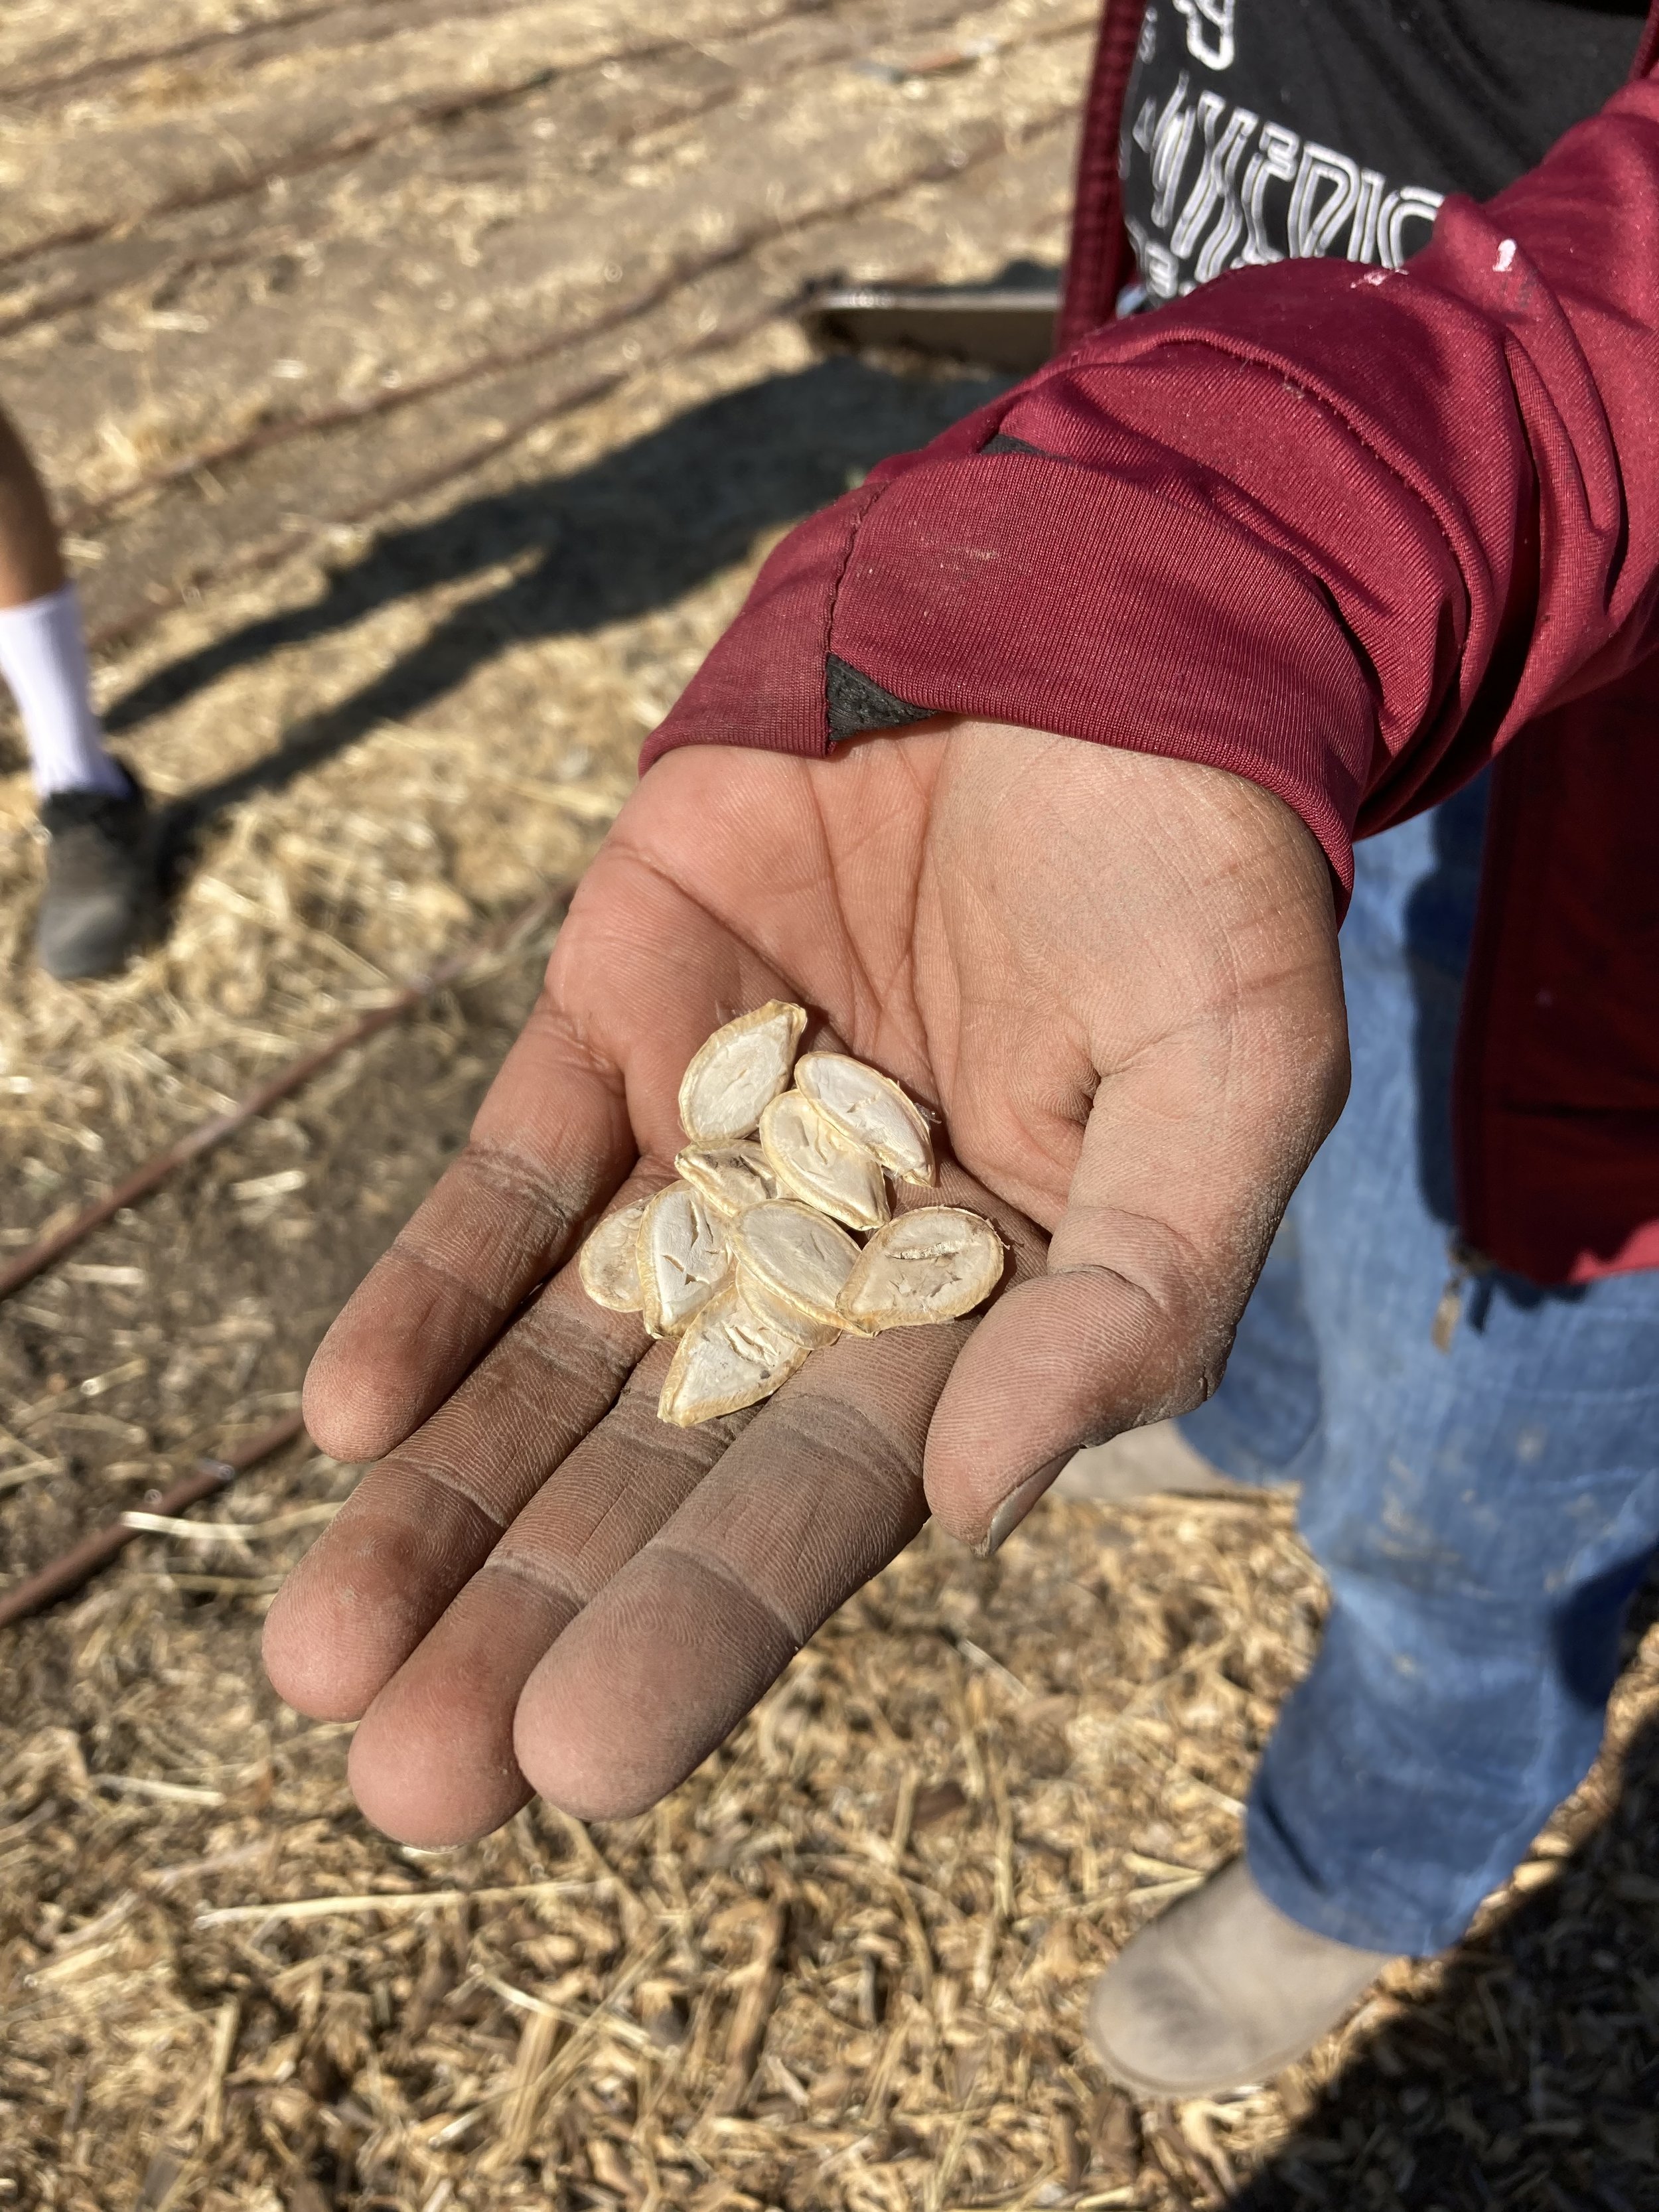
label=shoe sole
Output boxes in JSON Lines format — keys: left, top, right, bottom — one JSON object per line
{"left": 1085, "top": 1975, "right": 1372, "bottom": 2101}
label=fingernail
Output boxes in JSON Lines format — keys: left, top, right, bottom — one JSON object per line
{"left": 979, "top": 1455, "right": 1070, "bottom": 1558}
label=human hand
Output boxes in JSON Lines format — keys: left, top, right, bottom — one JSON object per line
{"left": 263, "top": 723, "right": 1346, "bottom": 1842}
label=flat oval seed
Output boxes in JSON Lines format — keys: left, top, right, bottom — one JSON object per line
{"left": 577, "top": 1194, "right": 652, "bottom": 1311}
{"left": 837, "top": 1206, "right": 1004, "bottom": 1330}
{"left": 636, "top": 1182, "right": 731, "bottom": 1337}
{"left": 658, "top": 1286, "right": 812, "bottom": 1425}
{"left": 759, "top": 1092, "right": 889, "bottom": 1232}
{"left": 675, "top": 1141, "right": 780, "bottom": 1219}
{"left": 739, "top": 1265, "right": 845, "bottom": 1345}
{"left": 678, "top": 1000, "right": 806, "bottom": 1144}
{"left": 795, "top": 1052, "right": 935, "bottom": 1184}
{"left": 730, "top": 1200, "right": 863, "bottom": 1329}
{"left": 737, "top": 1261, "right": 841, "bottom": 1349}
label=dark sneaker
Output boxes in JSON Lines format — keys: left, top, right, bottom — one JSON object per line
{"left": 35, "top": 774, "right": 159, "bottom": 980}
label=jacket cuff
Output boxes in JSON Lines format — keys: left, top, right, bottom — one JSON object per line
{"left": 643, "top": 442, "right": 1376, "bottom": 897}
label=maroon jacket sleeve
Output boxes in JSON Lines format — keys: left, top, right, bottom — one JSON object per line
{"left": 642, "top": 70, "right": 1659, "bottom": 903}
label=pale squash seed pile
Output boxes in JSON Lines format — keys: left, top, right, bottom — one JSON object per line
{"left": 577, "top": 1002, "right": 1004, "bottom": 1423}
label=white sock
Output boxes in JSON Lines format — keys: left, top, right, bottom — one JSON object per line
{"left": 0, "top": 582, "right": 130, "bottom": 801}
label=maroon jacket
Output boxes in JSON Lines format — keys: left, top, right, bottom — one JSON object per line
{"left": 646, "top": 2, "right": 1659, "bottom": 1286}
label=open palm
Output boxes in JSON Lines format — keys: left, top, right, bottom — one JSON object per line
{"left": 263, "top": 722, "right": 1346, "bottom": 1844}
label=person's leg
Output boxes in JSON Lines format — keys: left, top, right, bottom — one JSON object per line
{"left": 1088, "top": 773, "right": 1659, "bottom": 2090}
{"left": 0, "top": 404, "right": 126, "bottom": 797}
{"left": 1244, "top": 772, "right": 1659, "bottom": 1954}
{"left": 1249, "top": 1120, "right": 1659, "bottom": 1953}
{"left": 0, "top": 391, "right": 68, "bottom": 601}
{"left": 0, "top": 402, "right": 67, "bottom": 603}
{"left": 0, "top": 402, "right": 156, "bottom": 976}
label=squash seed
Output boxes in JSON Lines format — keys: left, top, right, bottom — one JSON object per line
{"left": 795, "top": 1051, "right": 935, "bottom": 1184}
{"left": 674, "top": 1140, "right": 780, "bottom": 1219}
{"left": 658, "top": 1285, "right": 813, "bottom": 1425}
{"left": 737, "top": 1262, "right": 843, "bottom": 1348}
{"left": 636, "top": 1181, "right": 731, "bottom": 1337}
{"left": 577, "top": 1193, "right": 652, "bottom": 1312}
{"left": 837, "top": 1206, "right": 1004, "bottom": 1330}
{"left": 730, "top": 1199, "right": 863, "bottom": 1330}
{"left": 678, "top": 1000, "right": 806, "bottom": 1144}
{"left": 758, "top": 1091, "right": 889, "bottom": 1232}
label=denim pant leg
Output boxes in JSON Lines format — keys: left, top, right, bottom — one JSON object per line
{"left": 1180, "top": 777, "right": 1659, "bottom": 1956}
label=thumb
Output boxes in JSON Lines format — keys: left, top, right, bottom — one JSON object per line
{"left": 924, "top": 987, "right": 1348, "bottom": 1554}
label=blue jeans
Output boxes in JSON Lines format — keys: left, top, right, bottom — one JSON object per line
{"left": 1179, "top": 775, "right": 1659, "bottom": 1956}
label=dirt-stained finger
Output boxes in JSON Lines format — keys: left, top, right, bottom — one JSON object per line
{"left": 302, "top": 994, "right": 636, "bottom": 1464}
{"left": 264, "top": 1188, "right": 666, "bottom": 1720}
{"left": 511, "top": 1169, "right": 1046, "bottom": 1819}
{"left": 344, "top": 1354, "right": 751, "bottom": 1844}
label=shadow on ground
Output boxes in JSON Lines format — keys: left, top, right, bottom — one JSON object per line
{"left": 106, "top": 355, "right": 1008, "bottom": 861}
{"left": 1229, "top": 1574, "right": 1659, "bottom": 2210}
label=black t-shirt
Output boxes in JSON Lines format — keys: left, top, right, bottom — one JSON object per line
{"left": 1120, "top": 0, "right": 1648, "bottom": 302}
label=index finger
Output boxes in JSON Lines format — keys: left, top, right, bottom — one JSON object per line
{"left": 302, "top": 991, "right": 636, "bottom": 1463}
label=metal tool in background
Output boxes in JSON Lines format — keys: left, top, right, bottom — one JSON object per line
{"left": 800, "top": 263, "right": 1062, "bottom": 374}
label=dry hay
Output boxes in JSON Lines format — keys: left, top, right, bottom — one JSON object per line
{"left": 3, "top": 1465, "right": 1658, "bottom": 2212}
{"left": 4, "top": 5, "right": 1659, "bottom": 2209}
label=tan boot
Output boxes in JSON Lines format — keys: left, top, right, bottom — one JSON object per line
{"left": 1086, "top": 1858, "right": 1396, "bottom": 2097}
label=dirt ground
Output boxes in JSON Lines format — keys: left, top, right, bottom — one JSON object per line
{"left": 3, "top": 5, "right": 1658, "bottom": 2209}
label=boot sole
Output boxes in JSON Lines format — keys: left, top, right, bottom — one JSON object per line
{"left": 1085, "top": 1968, "right": 1383, "bottom": 2100}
